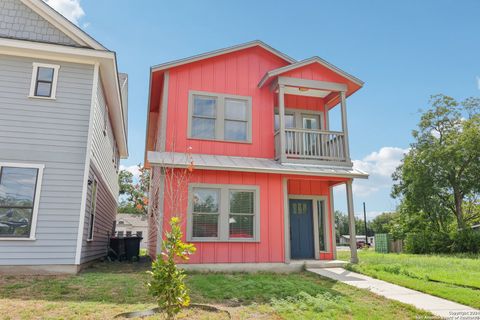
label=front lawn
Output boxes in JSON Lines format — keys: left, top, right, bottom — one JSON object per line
{"left": 338, "top": 250, "right": 480, "bottom": 309}
{"left": 0, "top": 260, "right": 430, "bottom": 319}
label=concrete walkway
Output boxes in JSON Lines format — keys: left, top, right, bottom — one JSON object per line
{"left": 308, "top": 267, "right": 479, "bottom": 319}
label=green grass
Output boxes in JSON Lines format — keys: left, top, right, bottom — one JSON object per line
{"left": 338, "top": 249, "right": 480, "bottom": 309}
{"left": 0, "top": 260, "right": 430, "bottom": 319}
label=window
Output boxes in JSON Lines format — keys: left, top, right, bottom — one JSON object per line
{"left": 187, "top": 184, "right": 260, "bottom": 242}
{"left": 188, "top": 91, "right": 252, "bottom": 142}
{"left": 191, "top": 188, "right": 219, "bottom": 238}
{"left": 0, "top": 164, "right": 44, "bottom": 239}
{"left": 126, "top": 231, "right": 132, "bottom": 237}
{"left": 317, "top": 200, "right": 327, "bottom": 251}
{"left": 29, "top": 63, "right": 60, "bottom": 99}
{"left": 136, "top": 231, "right": 143, "bottom": 238}
{"left": 229, "top": 190, "right": 255, "bottom": 238}
{"left": 117, "top": 231, "right": 124, "bottom": 237}
{"left": 87, "top": 178, "right": 98, "bottom": 241}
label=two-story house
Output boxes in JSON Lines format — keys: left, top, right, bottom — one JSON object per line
{"left": 0, "top": 0, "right": 127, "bottom": 273}
{"left": 145, "top": 41, "right": 367, "bottom": 271}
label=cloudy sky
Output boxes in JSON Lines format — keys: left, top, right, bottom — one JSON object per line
{"left": 44, "top": 0, "right": 480, "bottom": 219}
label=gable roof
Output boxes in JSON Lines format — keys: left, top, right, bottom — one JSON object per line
{"left": 258, "top": 56, "right": 364, "bottom": 88}
{"left": 19, "top": 0, "right": 106, "bottom": 50}
{"left": 151, "top": 40, "right": 296, "bottom": 72}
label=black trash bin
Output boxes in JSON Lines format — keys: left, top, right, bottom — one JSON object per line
{"left": 124, "top": 236, "right": 143, "bottom": 261}
{"left": 109, "top": 237, "right": 126, "bottom": 261}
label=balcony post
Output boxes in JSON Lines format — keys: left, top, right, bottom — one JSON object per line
{"left": 340, "top": 91, "right": 350, "bottom": 161}
{"left": 278, "top": 84, "right": 287, "bottom": 163}
{"left": 346, "top": 179, "right": 359, "bottom": 263}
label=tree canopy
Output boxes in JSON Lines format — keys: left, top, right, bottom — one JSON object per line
{"left": 392, "top": 94, "right": 480, "bottom": 233}
{"left": 118, "top": 164, "right": 150, "bottom": 215}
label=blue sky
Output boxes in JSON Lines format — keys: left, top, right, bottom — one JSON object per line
{"left": 48, "top": 0, "right": 480, "bottom": 220}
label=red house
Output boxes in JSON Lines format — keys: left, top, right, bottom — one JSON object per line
{"left": 145, "top": 41, "right": 367, "bottom": 271}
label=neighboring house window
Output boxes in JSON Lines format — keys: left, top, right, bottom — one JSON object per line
{"left": 136, "top": 231, "right": 143, "bottom": 237}
{"left": 87, "top": 178, "right": 98, "bottom": 241}
{"left": 188, "top": 91, "right": 252, "bottom": 142}
{"left": 0, "top": 164, "right": 44, "bottom": 239}
{"left": 29, "top": 63, "right": 60, "bottom": 99}
{"left": 187, "top": 184, "right": 260, "bottom": 242}
{"left": 126, "top": 231, "right": 132, "bottom": 237}
{"left": 117, "top": 231, "right": 124, "bottom": 237}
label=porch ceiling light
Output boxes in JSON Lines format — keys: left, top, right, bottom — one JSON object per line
{"left": 298, "top": 87, "right": 309, "bottom": 92}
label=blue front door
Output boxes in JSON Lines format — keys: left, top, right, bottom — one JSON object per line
{"left": 289, "top": 199, "right": 314, "bottom": 259}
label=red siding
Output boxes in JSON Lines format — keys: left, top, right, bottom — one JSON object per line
{"left": 164, "top": 47, "right": 290, "bottom": 158}
{"left": 161, "top": 169, "right": 285, "bottom": 264}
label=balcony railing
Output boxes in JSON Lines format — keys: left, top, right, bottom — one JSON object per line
{"left": 274, "top": 128, "right": 348, "bottom": 164}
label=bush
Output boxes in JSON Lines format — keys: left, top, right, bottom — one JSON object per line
{"left": 451, "top": 230, "right": 480, "bottom": 254}
{"left": 405, "top": 229, "right": 480, "bottom": 254}
{"left": 147, "top": 217, "right": 196, "bottom": 319}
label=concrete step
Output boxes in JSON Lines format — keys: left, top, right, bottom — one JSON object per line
{"left": 303, "top": 260, "right": 348, "bottom": 269}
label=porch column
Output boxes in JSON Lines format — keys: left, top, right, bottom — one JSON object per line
{"left": 278, "top": 84, "right": 287, "bottom": 163}
{"left": 346, "top": 180, "right": 358, "bottom": 263}
{"left": 340, "top": 91, "right": 351, "bottom": 162}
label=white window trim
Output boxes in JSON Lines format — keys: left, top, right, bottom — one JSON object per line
{"left": 187, "top": 183, "right": 260, "bottom": 242}
{"left": 187, "top": 90, "right": 253, "bottom": 143}
{"left": 0, "top": 162, "right": 45, "bottom": 241}
{"left": 29, "top": 62, "right": 60, "bottom": 100}
{"left": 86, "top": 177, "right": 98, "bottom": 242}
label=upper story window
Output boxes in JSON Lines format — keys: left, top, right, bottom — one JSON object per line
{"left": 0, "top": 163, "right": 44, "bottom": 240}
{"left": 29, "top": 63, "right": 60, "bottom": 99}
{"left": 188, "top": 91, "right": 252, "bottom": 143}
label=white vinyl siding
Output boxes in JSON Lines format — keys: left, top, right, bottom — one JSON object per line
{"left": 187, "top": 183, "right": 260, "bottom": 242}
{"left": 188, "top": 91, "right": 252, "bottom": 143}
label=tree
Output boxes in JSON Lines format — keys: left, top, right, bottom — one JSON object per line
{"left": 393, "top": 94, "right": 480, "bottom": 231}
{"left": 370, "top": 212, "right": 398, "bottom": 234}
{"left": 118, "top": 164, "right": 150, "bottom": 215}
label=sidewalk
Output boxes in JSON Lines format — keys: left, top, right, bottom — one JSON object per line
{"left": 308, "top": 267, "right": 480, "bottom": 319}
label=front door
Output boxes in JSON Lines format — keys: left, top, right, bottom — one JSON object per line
{"left": 302, "top": 115, "right": 320, "bottom": 155}
{"left": 289, "top": 199, "right": 314, "bottom": 259}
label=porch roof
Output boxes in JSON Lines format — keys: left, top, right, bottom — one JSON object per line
{"left": 148, "top": 151, "right": 368, "bottom": 179}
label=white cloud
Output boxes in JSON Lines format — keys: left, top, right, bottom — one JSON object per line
{"left": 43, "top": 0, "right": 85, "bottom": 25}
{"left": 352, "top": 147, "right": 409, "bottom": 197}
{"left": 120, "top": 165, "right": 141, "bottom": 179}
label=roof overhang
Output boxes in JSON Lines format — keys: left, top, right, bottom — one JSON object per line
{"left": 148, "top": 151, "right": 368, "bottom": 179}
{"left": 0, "top": 37, "right": 128, "bottom": 157}
{"left": 151, "top": 40, "right": 296, "bottom": 73}
{"left": 20, "top": 0, "right": 106, "bottom": 50}
{"left": 258, "top": 56, "right": 364, "bottom": 89}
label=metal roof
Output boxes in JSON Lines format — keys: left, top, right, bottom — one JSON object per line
{"left": 148, "top": 151, "right": 368, "bottom": 179}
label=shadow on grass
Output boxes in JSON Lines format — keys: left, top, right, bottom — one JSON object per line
{"left": 0, "top": 260, "right": 346, "bottom": 307}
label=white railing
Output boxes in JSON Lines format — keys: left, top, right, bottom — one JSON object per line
{"left": 275, "top": 128, "right": 347, "bottom": 163}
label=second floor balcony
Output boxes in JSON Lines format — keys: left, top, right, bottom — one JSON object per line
{"left": 274, "top": 128, "right": 347, "bottom": 164}
{"left": 265, "top": 76, "right": 354, "bottom": 167}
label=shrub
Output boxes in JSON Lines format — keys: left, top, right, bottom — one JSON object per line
{"left": 451, "top": 230, "right": 480, "bottom": 254}
{"left": 147, "top": 217, "right": 196, "bottom": 319}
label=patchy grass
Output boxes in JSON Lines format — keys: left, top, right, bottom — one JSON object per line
{"left": 338, "top": 249, "right": 480, "bottom": 309}
{"left": 0, "top": 260, "right": 430, "bottom": 319}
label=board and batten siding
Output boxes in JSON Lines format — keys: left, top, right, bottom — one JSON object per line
{"left": 80, "top": 163, "right": 117, "bottom": 263}
{"left": 0, "top": 54, "right": 93, "bottom": 265}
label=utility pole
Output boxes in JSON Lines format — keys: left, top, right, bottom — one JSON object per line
{"left": 363, "top": 202, "right": 368, "bottom": 245}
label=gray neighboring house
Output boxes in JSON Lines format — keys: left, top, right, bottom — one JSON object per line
{"left": 115, "top": 214, "right": 148, "bottom": 248}
{"left": 0, "top": 0, "right": 128, "bottom": 273}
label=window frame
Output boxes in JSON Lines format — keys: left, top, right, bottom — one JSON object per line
{"left": 187, "top": 183, "right": 260, "bottom": 242}
{"left": 187, "top": 90, "right": 252, "bottom": 143}
{"left": 86, "top": 177, "right": 98, "bottom": 242}
{"left": 0, "top": 162, "right": 44, "bottom": 241}
{"left": 29, "top": 63, "right": 60, "bottom": 100}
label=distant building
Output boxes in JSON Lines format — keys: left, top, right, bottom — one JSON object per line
{"left": 339, "top": 235, "right": 375, "bottom": 246}
{"left": 115, "top": 214, "right": 148, "bottom": 248}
